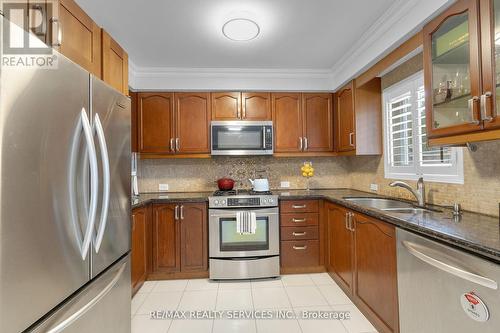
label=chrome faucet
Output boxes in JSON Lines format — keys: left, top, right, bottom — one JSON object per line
{"left": 389, "top": 177, "right": 426, "bottom": 206}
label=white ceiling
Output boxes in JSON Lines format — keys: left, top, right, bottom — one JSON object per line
{"left": 76, "top": 0, "right": 397, "bottom": 70}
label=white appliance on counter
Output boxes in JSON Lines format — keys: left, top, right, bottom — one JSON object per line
{"left": 0, "top": 16, "right": 131, "bottom": 333}
{"left": 397, "top": 228, "right": 500, "bottom": 332}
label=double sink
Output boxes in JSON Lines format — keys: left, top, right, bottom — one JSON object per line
{"left": 343, "top": 197, "right": 439, "bottom": 214}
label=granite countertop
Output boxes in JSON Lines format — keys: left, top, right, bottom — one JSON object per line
{"left": 132, "top": 191, "right": 212, "bottom": 208}
{"left": 132, "top": 188, "right": 500, "bottom": 263}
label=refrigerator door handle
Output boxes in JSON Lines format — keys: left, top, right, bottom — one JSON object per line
{"left": 45, "top": 261, "right": 127, "bottom": 333}
{"left": 93, "top": 113, "right": 110, "bottom": 253}
{"left": 80, "top": 108, "right": 99, "bottom": 260}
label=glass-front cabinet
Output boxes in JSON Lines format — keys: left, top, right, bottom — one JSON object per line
{"left": 423, "top": 0, "right": 482, "bottom": 138}
{"left": 480, "top": 0, "right": 500, "bottom": 129}
{"left": 424, "top": 0, "right": 500, "bottom": 141}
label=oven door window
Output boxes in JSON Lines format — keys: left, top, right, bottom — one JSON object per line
{"left": 212, "top": 126, "right": 265, "bottom": 151}
{"left": 219, "top": 217, "right": 269, "bottom": 252}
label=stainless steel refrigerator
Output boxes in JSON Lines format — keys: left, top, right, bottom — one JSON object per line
{"left": 0, "top": 16, "right": 132, "bottom": 333}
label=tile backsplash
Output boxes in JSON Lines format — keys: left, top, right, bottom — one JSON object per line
{"left": 138, "top": 140, "right": 500, "bottom": 217}
{"left": 348, "top": 140, "right": 500, "bottom": 217}
{"left": 138, "top": 156, "right": 352, "bottom": 193}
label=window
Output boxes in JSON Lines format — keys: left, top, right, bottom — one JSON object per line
{"left": 383, "top": 72, "right": 464, "bottom": 184}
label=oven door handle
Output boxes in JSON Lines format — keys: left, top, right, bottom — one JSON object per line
{"left": 210, "top": 213, "right": 278, "bottom": 218}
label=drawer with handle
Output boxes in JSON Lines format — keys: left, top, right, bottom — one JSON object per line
{"left": 280, "top": 200, "right": 319, "bottom": 213}
{"left": 280, "top": 213, "right": 318, "bottom": 227}
{"left": 281, "top": 226, "right": 318, "bottom": 241}
{"left": 280, "top": 240, "right": 319, "bottom": 267}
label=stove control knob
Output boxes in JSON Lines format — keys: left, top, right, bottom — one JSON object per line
{"left": 214, "top": 200, "right": 219, "bottom": 205}
{"left": 221, "top": 200, "right": 226, "bottom": 205}
{"left": 263, "top": 199, "right": 268, "bottom": 204}
{"left": 268, "top": 198, "right": 274, "bottom": 204}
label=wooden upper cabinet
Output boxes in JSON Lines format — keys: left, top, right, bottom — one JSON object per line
{"left": 326, "top": 204, "right": 354, "bottom": 293}
{"left": 336, "top": 82, "right": 356, "bottom": 152}
{"left": 211, "top": 92, "right": 241, "bottom": 120}
{"left": 138, "top": 93, "right": 174, "bottom": 154}
{"left": 302, "top": 93, "right": 333, "bottom": 152}
{"left": 152, "top": 204, "right": 180, "bottom": 274}
{"left": 180, "top": 204, "right": 208, "bottom": 272}
{"left": 57, "top": 0, "right": 101, "bottom": 76}
{"left": 212, "top": 92, "right": 271, "bottom": 120}
{"left": 131, "top": 207, "right": 148, "bottom": 294}
{"left": 480, "top": 0, "right": 500, "bottom": 130}
{"left": 272, "top": 93, "right": 303, "bottom": 153}
{"left": 242, "top": 92, "right": 272, "bottom": 120}
{"left": 354, "top": 214, "right": 398, "bottom": 333}
{"left": 102, "top": 30, "right": 128, "bottom": 95}
{"left": 423, "top": 0, "right": 482, "bottom": 138}
{"left": 130, "top": 91, "right": 138, "bottom": 152}
{"left": 174, "top": 93, "right": 211, "bottom": 154}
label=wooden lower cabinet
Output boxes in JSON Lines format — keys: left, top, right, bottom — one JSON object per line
{"left": 326, "top": 203, "right": 354, "bottom": 292}
{"left": 353, "top": 214, "right": 399, "bottom": 333}
{"left": 280, "top": 200, "right": 324, "bottom": 273}
{"left": 131, "top": 206, "right": 149, "bottom": 295}
{"left": 179, "top": 204, "right": 208, "bottom": 272}
{"left": 281, "top": 240, "right": 319, "bottom": 267}
{"left": 152, "top": 204, "right": 180, "bottom": 274}
{"left": 150, "top": 203, "right": 208, "bottom": 279}
{"left": 326, "top": 202, "right": 399, "bottom": 333}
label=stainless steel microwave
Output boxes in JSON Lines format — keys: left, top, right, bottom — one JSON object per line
{"left": 211, "top": 121, "right": 273, "bottom": 156}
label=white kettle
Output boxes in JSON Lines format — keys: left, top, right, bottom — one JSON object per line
{"left": 248, "top": 178, "right": 270, "bottom": 192}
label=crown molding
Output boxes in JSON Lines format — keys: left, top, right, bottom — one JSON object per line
{"left": 129, "top": 60, "right": 334, "bottom": 91}
{"left": 128, "top": 0, "right": 455, "bottom": 92}
{"left": 329, "top": 0, "right": 455, "bottom": 90}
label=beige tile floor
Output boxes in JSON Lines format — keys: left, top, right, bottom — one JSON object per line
{"left": 131, "top": 273, "right": 378, "bottom": 333}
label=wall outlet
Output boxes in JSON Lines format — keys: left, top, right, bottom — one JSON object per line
{"left": 280, "top": 181, "right": 290, "bottom": 188}
{"left": 370, "top": 183, "right": 379, "bottom": 192}
{"left": 158, "top": 184, "right": 169, "bottom": 192}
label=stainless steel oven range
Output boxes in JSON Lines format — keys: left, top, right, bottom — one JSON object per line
{"left": 209, "top": 190, "right": 280, "bottom": 280}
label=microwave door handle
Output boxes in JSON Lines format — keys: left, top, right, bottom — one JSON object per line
{"left": 262, "top": 127, "right": 266, "bottom": 149}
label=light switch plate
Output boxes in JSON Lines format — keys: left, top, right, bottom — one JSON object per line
{"left": 280, "top": 181, "right": 290, "bottom": 188}
{"left": 159, "top": 184, "right": 169, "bottom": 192}
{"left": 370, "top": 183, "right": 379, "bottom": 192}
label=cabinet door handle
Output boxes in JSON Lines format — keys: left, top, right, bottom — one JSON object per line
{"left": 170, "top": 138, "right": 175, "bottom": 152}
{"left": 237, "top": 104, "right": 242, "bottom": 119}
{"left": 303, "top": 137, "right": 308, "bottom": 151}
{"left": 50, "top": 18, "right": 62, "bottom": 47}
{"left": 180, "top": 205, "right": 184, "bottom": 220}
{"left": 349, "top": 133, "right": 355, "bottom": 147}
{"left": 31, "top": 4, "right": 47, "bottom": 36}
{"left": 292, "top": 218, "right": 306, "bottom": 223}
{"left": 480, "top": 92, "right": 493, "bottom": 122}
{"left": 468, "top": 96, "right": 480, "bottom": 125}
{"left": 349, "top": 213, "right": 355, "bottom": 232}
{"left": 174, "top": 205, "right": 179, "bottom": 220}
{"left": 345, "top": 212, "right": 349, "bottom": 230}
{"left": 292, "top": 232, "right": 307, "bottom": 237}
{"left": 242, "top": 101, "right": 246, "bottom": 119}
{"left": 175, "top": 138, "right": 180, "bottom": 152}
{"left": 292, "top": 204, "right": 306, "bottom": 209}
{"left": 299, "top": 137, "right": 303, "bottom": 151}
{"left": 293, "top": 245, "right": 308, "bottom": 250}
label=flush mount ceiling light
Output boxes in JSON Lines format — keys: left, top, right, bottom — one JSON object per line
{"left": 222, "top": 18, "right": 260, "bottom": 41}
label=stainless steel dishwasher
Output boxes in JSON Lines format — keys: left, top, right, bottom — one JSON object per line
{"left": 397, "top": 228, "right": 500, "bottom": 333}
